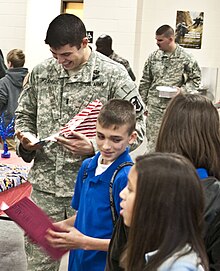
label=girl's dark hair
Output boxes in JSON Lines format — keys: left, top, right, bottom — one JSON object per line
{"left": 45, "top": 13, "right": 87, "bottom": 49}
{"left": 156, "top": 93, "right": 220, "bottom": 179}
{"left": 121, "top": 152, "right": 208, "bottom": 271}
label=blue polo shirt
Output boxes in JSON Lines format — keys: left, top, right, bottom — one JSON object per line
{"left": 196, "top": 168, "right": 208, "bottom": 180}
{"left": 68, "top": 148, "right": 132, "bottom": 271}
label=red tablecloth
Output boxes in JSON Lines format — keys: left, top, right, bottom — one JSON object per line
{"left": 0, "top": 151, "right": 32, "bottom": 216}
{"left": 0, "top": 151, "right": 30, "bottom": 166}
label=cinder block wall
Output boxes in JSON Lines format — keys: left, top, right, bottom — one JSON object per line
{"left": 0, "top": 0, "right": 27, "bottom": 61}
{"left": 1, "top": 0, "right": 220, "bottom": 99}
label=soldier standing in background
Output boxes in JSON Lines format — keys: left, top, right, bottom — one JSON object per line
{"left": 139, "top": 24, "right": 201, "bottom": 151}
{"left": 15, "top": 13, "right": 145, "bottom": 271}
{"left": 96, "top": 34, "right": 136, "bottom": 81}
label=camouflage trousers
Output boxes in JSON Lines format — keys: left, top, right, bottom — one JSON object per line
{"left": 25, "top": 189, "right": 74, "bottom": 271}
{"left": 146, "top": 106, "right": 164, "bottom": 152}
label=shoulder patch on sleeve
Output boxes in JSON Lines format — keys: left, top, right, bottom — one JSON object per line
{"left": 130, "top": 96, "right": 143, "bottom": 113}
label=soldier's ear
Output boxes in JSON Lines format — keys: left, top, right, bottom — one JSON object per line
{"left": 170, "top": 36, "right": 175, "bottom": 43}
{"left": 82, "top": 37, "right": 88, "bottom": 48}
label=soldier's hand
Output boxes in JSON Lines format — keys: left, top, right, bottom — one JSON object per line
{"left": 55, "top": 131, "right": 95, "bottom": 156}
{"left": 16, "top": 130, "right": 43, "bottom": 151}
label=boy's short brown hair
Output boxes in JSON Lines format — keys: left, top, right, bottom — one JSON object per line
{"left": 97, "top": 99, "right": 136, "bottom": 135}
{"left": 7, "top": 49, "right": 25, "bottom": 68}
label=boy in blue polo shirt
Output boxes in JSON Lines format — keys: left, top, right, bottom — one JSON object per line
{"left": 46, "top": 99, "right": 137, "bottom": 271}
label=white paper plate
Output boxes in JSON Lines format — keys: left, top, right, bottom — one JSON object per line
{"left": 156, "top": 86, "right": 178, "bottom": 98}
{"left": 156, "top": 86, "right": 177, "bottom": 92}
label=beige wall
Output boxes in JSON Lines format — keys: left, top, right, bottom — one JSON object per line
{"left": 0, "top": 0, "right": 219, "bottom": 99}
{"left": 24, "top": 0, "right": 60, "bottom": 70}
{"left": 0, "top": 0, "right": 27, "bottom": 60}
{"left": 83, "top": 0, "right": 138, "bottom": 73}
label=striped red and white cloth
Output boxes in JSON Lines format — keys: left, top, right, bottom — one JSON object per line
{"left": 60, "top": 99, "right": 103, "bottom": 138}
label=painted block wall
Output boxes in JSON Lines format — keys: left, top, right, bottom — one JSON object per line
{"left": 83, "top": 0, "right": 138, "bottom": 75}
{"left": 0, "top": 0, "right": 219, "bottom": 99}
{"left": 24, "top": 0, "right": 60, "bottom": 70}
{"left": 0, "top": 0, "right": 27, "bottom": 62}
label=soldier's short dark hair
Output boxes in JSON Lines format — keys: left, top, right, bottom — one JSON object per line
{"left": 156, "top": 25, "right": 174, "bottom": 38}
{"left": 95, "top": 34, "right": 113, "bottom": 56}
{"left": 45, "top": 14, "right": 87, "bottom": 49}
{"left": 96, "top": 35, "right": 112, "bottom": 49}
{"left": 97, "top": 99, "right": 136, "bottom": 135}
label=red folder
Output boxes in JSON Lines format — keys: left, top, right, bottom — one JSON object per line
{"left": 2, "top": 196, "right": 67, "bottom": 260}
{"left": 0, "top": 182, "right": 32, "bottom": 216}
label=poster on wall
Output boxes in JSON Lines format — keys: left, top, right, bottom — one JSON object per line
{"left": 175, "top": 11, "right": 204, "bottom": 49}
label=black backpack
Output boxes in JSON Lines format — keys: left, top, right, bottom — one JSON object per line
{"left": 83, "top": 159, "right": 133, "bottom": 226}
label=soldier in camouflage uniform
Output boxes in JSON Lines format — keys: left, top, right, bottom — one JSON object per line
{"left": 139, "top": 24, "right": 201, "bottom": 152}
{"left": 15, "top": 14, "right": 145, "bottom": 271}
{"left": 96, "top": 34, "right": 136, "bottom": 81}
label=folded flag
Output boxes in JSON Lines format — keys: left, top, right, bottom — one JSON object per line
{"left": 23, "top": 100, "right": 103, "bottom": 145}
{"left": 60, "top": 99, "right": 103, "bottom": 138}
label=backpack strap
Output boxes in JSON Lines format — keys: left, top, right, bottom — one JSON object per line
{"left": 82, "top": 158, "right": 93, "bottom": 182}
{"left": 109, "top": 161, "right": 134, "bottom": 226}
{"left": 82, "top": 159, "right": 133, "bottom": 226}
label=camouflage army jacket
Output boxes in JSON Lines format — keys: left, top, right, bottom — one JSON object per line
{"left": 139, "top": 44, "right": 201, "bottom": 110}
{"left": 109, "top": 51, "right": 136, "bottom": 81}
{"left": 15, "top": 50, "right": 145, "bottom": 197}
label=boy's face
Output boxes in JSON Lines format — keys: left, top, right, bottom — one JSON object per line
{"left": 96, "top": 121, "right": 136, "bottom": 165}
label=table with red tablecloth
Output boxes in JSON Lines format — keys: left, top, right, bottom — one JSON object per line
{"left": 0, "top": 151, "right": 32, "bottom": 218}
